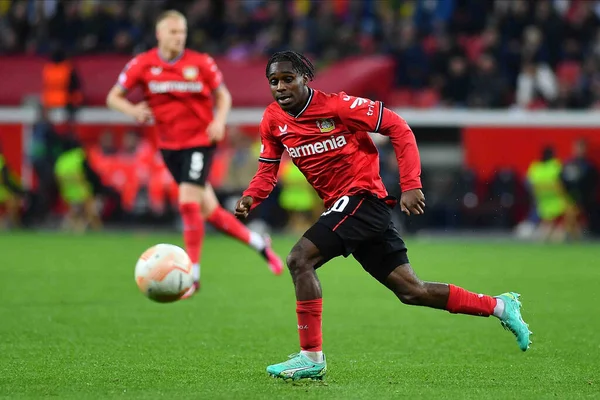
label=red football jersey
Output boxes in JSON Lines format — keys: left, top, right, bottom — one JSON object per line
{"left": 243, "top": 89, "right": 422, "bottom": 209}
{"left": 117, "top": 48, "right": 223, "bottom": 150}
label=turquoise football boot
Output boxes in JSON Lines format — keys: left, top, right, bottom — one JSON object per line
{"left": 495, "top": 292, "right": 532, "bottom": 351}
{"left": 266, "top": 353, "right": 327, "bottom": 381}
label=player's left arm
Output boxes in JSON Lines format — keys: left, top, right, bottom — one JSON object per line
{"left": 202, "top": 55, "right": 231, "bottom": 143}
{"left": 338, "top": 94, "right": 424, "bottom": 215}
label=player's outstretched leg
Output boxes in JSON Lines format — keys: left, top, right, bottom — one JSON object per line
{"left": 383, "top": 264, "right": 532, "bottom": 351}
{"left": 266, "top": 237, "right": 327, "bottom": 380}
{"left": 202, "top": 185, "right": 283, "bottom": 275}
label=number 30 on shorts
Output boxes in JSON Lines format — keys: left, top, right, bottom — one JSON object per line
{"left": 322, "top": 196, "right": 350, "bottom": 216}
{"left": 189, "top": 152, "right": 204, "bottom": 180}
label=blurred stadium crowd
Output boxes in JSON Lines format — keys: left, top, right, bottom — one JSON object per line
{"left": 2, "top": 0, "right": 600, "bottom": 109}
{"left": 0, "top": 0, "right": 599, "bottom": 239}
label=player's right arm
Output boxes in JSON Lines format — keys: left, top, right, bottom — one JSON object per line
{"left": 106, "top": 58, "right": 152, "bottom": 124}
{"left": 235, "top": 112, "right": 284, "bottom": 219}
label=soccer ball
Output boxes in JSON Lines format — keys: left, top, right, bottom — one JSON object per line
{"left": 134, "top": 243, "right": 194, "bottom": 303}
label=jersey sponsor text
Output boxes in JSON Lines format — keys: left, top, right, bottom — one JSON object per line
{"left": 284, "top": 135, "right": 347, "bottom": 159}
{"left": 148, "top": 81, "right": 204, "bottom": 93}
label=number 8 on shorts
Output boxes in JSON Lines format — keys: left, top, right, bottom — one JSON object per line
{"left": 189, "top": 152, "right": 204, "bottom": 180}
{"left": 160, "top": 146, "right": 216, "bottom": 186}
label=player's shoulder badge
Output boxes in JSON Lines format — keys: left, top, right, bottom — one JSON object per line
{"left": 183, "top": 66, "right": 198, "bottom": 80}
{"left": 316, "top": 119, "right": 335, "bottom": 133}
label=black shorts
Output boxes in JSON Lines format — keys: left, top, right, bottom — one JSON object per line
{"left": 303, "top": 193, "right": 409, "bottom": 283}
{"left": 160, "top": 146, "right": 216, "bottom": 186}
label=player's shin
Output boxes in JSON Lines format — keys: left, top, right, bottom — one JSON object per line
{"left": 291, "top": 267, "right": 324, "bottom": 363}
{"left": 445, "top": 284, "right": 499, "bottom": 317}
{"left": 179, "top": 202, "right": 204, "bottom": 280}
{"left": 296, "top": 298, "right": 324, "bottom": 363}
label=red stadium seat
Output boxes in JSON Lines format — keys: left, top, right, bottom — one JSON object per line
{"left": 556, "top": 61, "right": 582, "bottom": 87}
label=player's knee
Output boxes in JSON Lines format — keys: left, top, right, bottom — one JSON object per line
{"left": 200, "top": 200, "right": 216, "bottom": 218}
{"left": 286, "top": 237, "right": 323, "bottom": 282}
{"left": 395, "top": 281, "right": 427, "bottom": 305}
{"left": 199, "top": 185, "right": 218, "bottom": 217}
{"left": 286, "top": 251, "right": 301, "bottom": 273}
{"left": 385, "top": 264, "right": 428, "bottom": 305}
{"left": 178, "top": 182, "right": 204, "bottom": 205}
{"left": 286, "top": 249, "right": 314, "bottom": 278}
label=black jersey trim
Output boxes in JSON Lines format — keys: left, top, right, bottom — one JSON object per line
{"left": 286, "top": 88, "right": 314, "bottom": 119}
{"left": 258, "top": 157, "right": 281, "bottom": 164}
{"left": 374, "top": 101, "right": 384, "bottom": 133}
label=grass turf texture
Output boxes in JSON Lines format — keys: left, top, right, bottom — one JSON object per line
{"left": 0, "top": 232, "right": 599, "bottom": 399}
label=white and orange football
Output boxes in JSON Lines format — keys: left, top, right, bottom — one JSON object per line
{"left": 134, "top": 244, "right": 194, "bottom": 303}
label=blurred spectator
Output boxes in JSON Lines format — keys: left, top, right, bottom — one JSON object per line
{"left": 497, "top": 0, "right": 531, "bottom": 43}
{"left": 278, "top": 160, "right": 320, "bottom": 235}
{"left": 468, "top": 53, "right": 509, "bottom": 108}
{"left": 488, "top": 168, "right": 521, "bottom": 228}
{"left": 428, "top": 34, "right": 465, "bottom": 89}
{"left": 391, "top": 21, "right": 429, "bottom": 89}
{"left": 515, "top": 60, "right": 558, "bottom": 108}
{"left": 479, "top": 26, "right": 503, "bottom": 66}
{"left": 532, "top": 0, "right": 563, "bottom": 68}
{"left": 53, "top": 136, "right": 103, "bottom": 233}
{"left": 48, "top": 1, "right": 83, "bottom": 53}
{"left": 3, "top": 0, "right": 30, "bottom": 53}
{"left": 561, "top": 139, "right": 599, "bottom": 234}
{"left": 98, "top": 130, "right": 119, "bottom": 156}
{"left": 525, "top": 146, "right": 579, "bottom": 242}
{"left": 42, "top": 44, "right": 82, "bottom": 115}
{"left": 441, "top": 55, "right": 470, "bottom": 107}
{"left": 554, "top": 80, "right": 584, "bottom": 109}
{"left": 0, "top": 143, "right": 27, "bottom": 229}
{"left": 578, "top": 56, "right": 600, "bottom": 108}
{"left": 414, "top": 0, "right": 455, "bottom": 36}
{"left": 29, "top": 103, "right": 62, "bottom": 220}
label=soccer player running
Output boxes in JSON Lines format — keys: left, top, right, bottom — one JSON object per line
{"left": 235, "top": 51, "right": 532, "bottom": 381}
{"left": 107, "top": 10, "right": 283, "bottom": 298}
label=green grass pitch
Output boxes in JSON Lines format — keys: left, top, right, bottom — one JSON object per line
{"left": 1, "top": 231, "right": 599, "bottom": 399}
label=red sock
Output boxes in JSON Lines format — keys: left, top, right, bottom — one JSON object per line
{"left": 179, "top": 202, "right": 204, "bottom": 264}
{"left": 445, "top": 284, "right": 497, "bottom": 317}
{"left": 206, "top": 206, "right": 251, "bottom": 244}
{"left": 296, "top": 299, "right": 323, "bottom": 351}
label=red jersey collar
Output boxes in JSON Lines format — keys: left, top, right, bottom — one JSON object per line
{"left": 157, "top": 48, "right": 185, "bottom": 65}
{"left": 286, "top": 87, "right": 314, "bottom": 119}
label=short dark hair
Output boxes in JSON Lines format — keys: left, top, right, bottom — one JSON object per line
{"left": 542, "top": 145, "right": 555, "bottom": 161}
{"left": 265, "top": 51, "right": 315, "bottom": 81}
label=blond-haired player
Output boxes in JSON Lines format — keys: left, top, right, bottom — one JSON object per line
{"left": 107, "top": 11, "right": 283, "bottom": 298}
